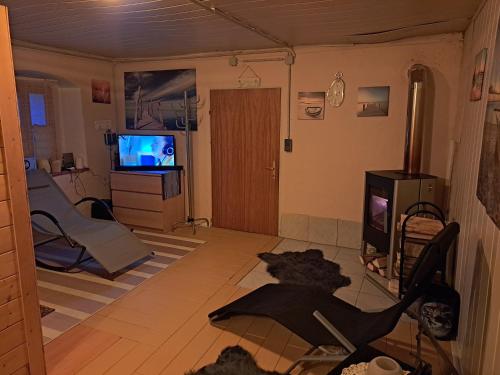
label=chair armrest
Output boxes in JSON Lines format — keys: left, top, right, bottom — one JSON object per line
{"left": 74, "top": 197, "right": 117, "bottom": 222}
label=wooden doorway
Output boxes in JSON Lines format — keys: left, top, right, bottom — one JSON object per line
{"left": 0, "top": 5, "right": 46, "bottom": 374}
{"left": 210, "top": 88, "right": 281, "bottom": 235}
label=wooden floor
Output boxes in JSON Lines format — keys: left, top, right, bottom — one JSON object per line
{"left": 43, "top": 227, "right": 451, "bottom": 375}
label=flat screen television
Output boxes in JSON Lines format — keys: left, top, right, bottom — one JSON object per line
{"left": 117, "top": 134, "right": 177, "bottom": 170}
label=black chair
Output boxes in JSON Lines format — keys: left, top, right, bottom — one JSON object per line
{"left": 209, "top": 222, "right": 460, "bottom": 373}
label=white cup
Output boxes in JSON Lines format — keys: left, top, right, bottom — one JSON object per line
{"left": 50, "top": 159, "right": 62, "bottom": 173}
{"left": 367, "top": 356, "right": 402, "bottom": 375}
{"left": 75, "top": 156, "right": 84, "bottom": 169}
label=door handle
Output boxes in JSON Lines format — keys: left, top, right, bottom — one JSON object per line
{"left": 265, "top": 160, "right": 277, "bottom": 179}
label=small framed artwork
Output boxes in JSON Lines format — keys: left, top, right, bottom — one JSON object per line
{"left": 471, "top": 48, "right": 488, "bottom": 101}
{"left": 91, "top": 79, "right": 111, "bottom": 104}
{"left": 298, "top": 92, "right": 325, "bottom": 120}
{"left": 357, "top": 86, "right": 390, "bottom": 117}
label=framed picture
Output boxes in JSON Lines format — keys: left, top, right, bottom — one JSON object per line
{"left": 471, "top": 48, "right": 488, "bottom": 101}
{"left": 357, "top": 86, "right": 390, "bottom": 117}
{"left": 297, "top": 92, "right": 325, "bottom": 120}
{"left": 91, "top": 79, "right": 111, "bottom": 104}
{"left": 124, "top": 69, "right": 197, "bottom": 131}
{"left": 477, "top": 106, "right": 500, "bottom": 227}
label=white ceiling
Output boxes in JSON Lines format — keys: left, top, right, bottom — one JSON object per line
{"left": 0, "top": 0, "right": 480, "bottom": 59}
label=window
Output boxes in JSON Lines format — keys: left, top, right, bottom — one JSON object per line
{"left": 29, "top": 93, "right": 47, "bottom": 126}
{"left": 16, "top": 78, "right": 57, "bottom": 160}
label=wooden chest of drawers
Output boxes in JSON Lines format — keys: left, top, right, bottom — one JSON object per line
{"left": 110, "top": 170, "right": 185, "bottom": 231}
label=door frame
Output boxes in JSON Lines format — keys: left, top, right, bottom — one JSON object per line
{"left": 0, "top": 6, "right": 46, "bottom": 374}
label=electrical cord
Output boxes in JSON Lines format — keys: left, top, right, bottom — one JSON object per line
{"left": 75, "top": 171, "right": 86, "bottom": 197}
{"left": 88, "top": 169, "right": 108, "bottom": 189}
{"left": 70, "top": 168, "right": 109, "bottom": 198}
{"left": 69, "top": 169, "right": 87, "bottom": 197}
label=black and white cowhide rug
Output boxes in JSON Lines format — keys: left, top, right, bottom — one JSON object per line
{"left": 186, "top": 346, "right": 281, "bottom": 375}
{"left": 258, "top": 249, "right": 351, "bottom": 293}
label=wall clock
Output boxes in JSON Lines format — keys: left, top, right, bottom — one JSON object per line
{"left": 326, "top": 72, "right": 345, "bottom": 107}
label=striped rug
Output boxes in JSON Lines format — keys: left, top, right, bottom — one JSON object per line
{"left": 36, "top": 230, "right": 205, "bottom": 344}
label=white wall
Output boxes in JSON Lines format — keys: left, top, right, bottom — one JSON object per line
{"left": 284, "top": 38, "right": 462, "bottom": 222}
{"left": 11, "top": 34, "right": 464, "bottom": 223}
{"left": 448, "top": 0, "right": 500, "bottom": 372}
{"left": 12, "top": 46, "right": 116, "bottom": 199}
{"left": 56, "top": 88, "right": 88, "bottom": 165}
{"left": 114, "top": 34, "right": 463, "bottom": 223}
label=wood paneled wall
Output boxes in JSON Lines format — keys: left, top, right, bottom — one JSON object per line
{"left": 449, "top": 0, "right": 500, "bottom": 373}
{"left": 0, "top": 6, "right": 46, "bottom": 375}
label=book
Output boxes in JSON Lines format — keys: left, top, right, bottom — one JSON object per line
{"left": 388, "top": 278, "right": 399, "bottom": 294}
{"left": 400, "top": 241, "right": 426, "bottom": 257}
{"left": 359, "top": 254, "right": 377, "bottom": 265}
{"left": 378, "top": 267, "right": 388, "bottom": 277}
{"left": 367, "top": 261, "right": 377, "bottom": 272}
{"left": 365, "top": 260, "right": 387, "bottom": 277}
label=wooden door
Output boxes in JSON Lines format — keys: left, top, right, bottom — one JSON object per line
{"left": 0, "top": 6, "right": 46, "bottom": 374}
{"left": 210, "top": 88, "right": 280, "bottom": 235}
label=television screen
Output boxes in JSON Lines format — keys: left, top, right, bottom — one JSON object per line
{"left": 118, "top": 134, "right": 175, "bottom": 168}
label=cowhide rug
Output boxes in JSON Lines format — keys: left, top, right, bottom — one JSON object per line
{"left": 186, "top": 346, "right": 281, "bottom": 375}
{"left": 258, "top": 249, "right": 351, "bottom": 292}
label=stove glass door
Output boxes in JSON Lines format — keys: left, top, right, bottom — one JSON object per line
{"left": 368, "top": 186, "right": 389, "bottom": 233}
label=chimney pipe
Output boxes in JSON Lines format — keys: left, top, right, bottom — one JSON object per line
{"left": 404, "top": 64, "right": 429, "bottom": 175}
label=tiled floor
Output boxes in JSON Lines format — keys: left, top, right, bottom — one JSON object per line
{"left": 239, "top": 238, "right": 395, "bottom": 311}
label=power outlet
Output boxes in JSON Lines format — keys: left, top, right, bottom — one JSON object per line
{"left": 284, "top": 138, "right": 293, "bottom": 152}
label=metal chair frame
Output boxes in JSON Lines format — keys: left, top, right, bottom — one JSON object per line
{"left": 31, "top": 197, "right": 117, "bottom": 274}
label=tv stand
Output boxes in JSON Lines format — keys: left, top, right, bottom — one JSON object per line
{"left": 110, "top": 170, "right": 185, "bottom": 232}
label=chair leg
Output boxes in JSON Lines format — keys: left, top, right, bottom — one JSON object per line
{"left": 284, "top": 346, "right": 348, "bottom": 374}
{"left": 313, "top": 310, "right": 357, "bottom": 354}
{"left": 35, "top": 247, "right": 90, "bottom": 273}
{"left": 407, "top": 309, "right": 459, "bottom": 375}
{"left": 296, "top": 354, "right": 348, "bottom": 363}
{"left": 416, "top": 321, "right": 423, "bottom": 366}
{"left": 285, "top": 347, "right": 315, "bottom": 374}
{"left": 283, "top": 310, "right": 355, "bottom": 374}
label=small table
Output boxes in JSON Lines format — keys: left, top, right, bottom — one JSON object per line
{"left": 327, "top": 345, "right": 416, "bottom": 375}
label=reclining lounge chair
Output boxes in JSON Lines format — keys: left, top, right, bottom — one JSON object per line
{"left": 209, "top": 222, "right": 460, "bottom": 374}
{"left": 27, "top": 170, "right": 152, "bottom": 275}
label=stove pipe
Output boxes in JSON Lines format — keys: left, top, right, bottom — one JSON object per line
{"left": 404, "top": 64, "right": 429, "bottom": 175}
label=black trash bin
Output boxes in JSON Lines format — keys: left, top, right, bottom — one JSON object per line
{"left": 91, "top": 199, "right": 114, "bottom": 221}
